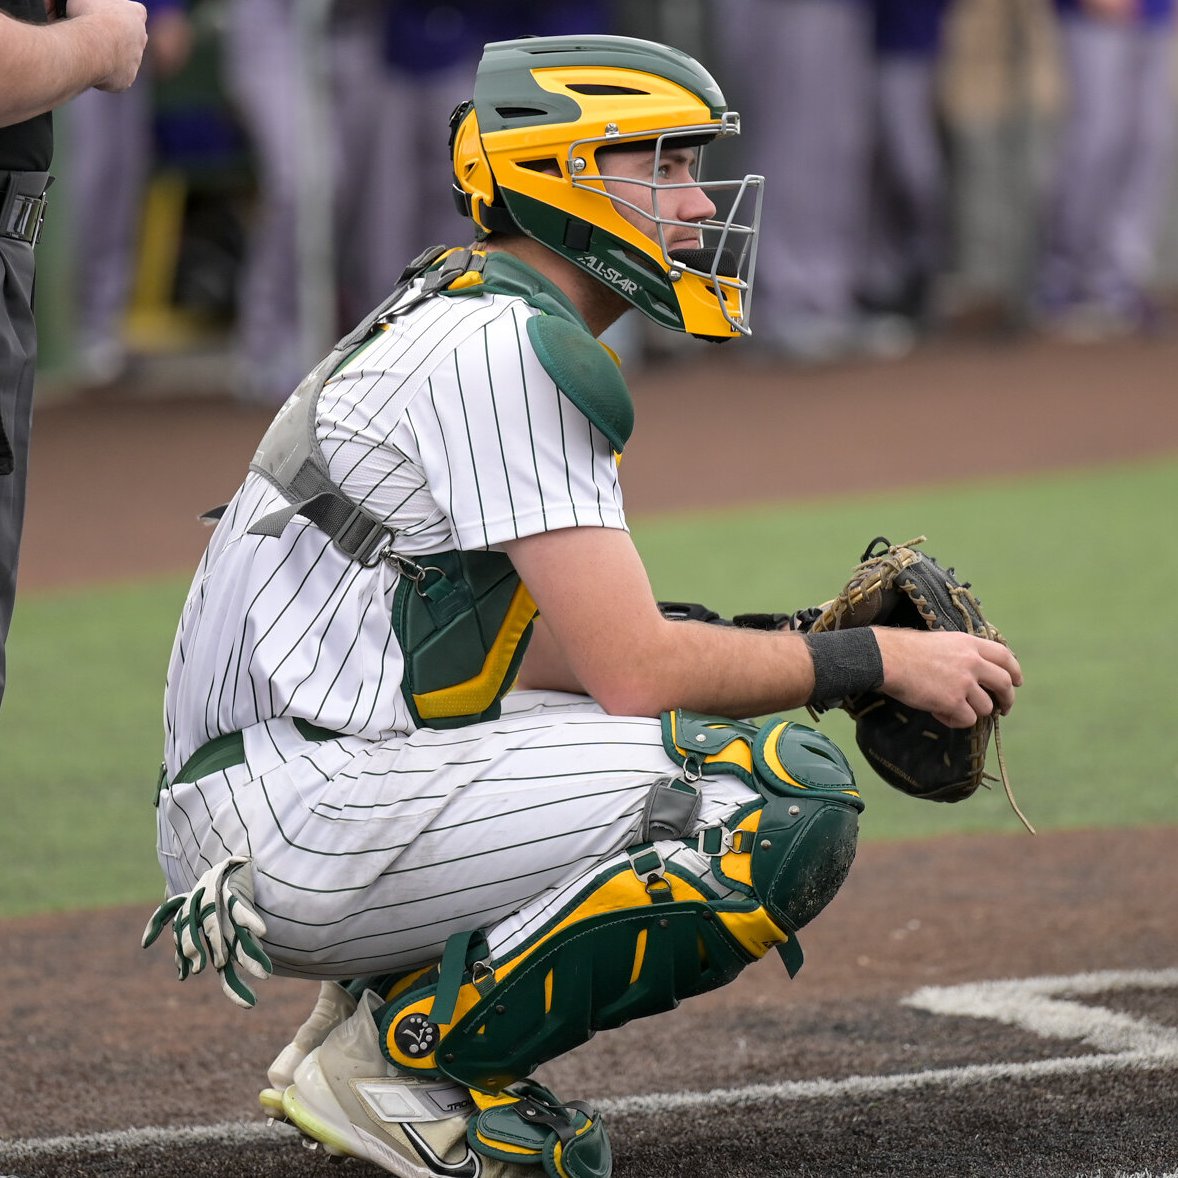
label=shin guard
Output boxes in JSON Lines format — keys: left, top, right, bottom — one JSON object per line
{"left": 374, "top": 720, "right": 861, "bottom": 1095}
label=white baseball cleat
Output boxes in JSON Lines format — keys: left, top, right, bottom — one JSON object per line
{"left": 281, "top": 989, "right": 613, "bottom": 1176}
{"left": 280, "top": 991, "right": 528, "bottom": 1176}
{"left": 258, "top": 980, "right": 357, "bottom": 1122}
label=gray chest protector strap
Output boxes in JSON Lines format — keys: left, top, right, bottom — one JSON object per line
{"left": 245, "top": 244, "right": 456, "bottom": 563}
{"left": 244, "top": 244, "right": 635, "bottom": 558}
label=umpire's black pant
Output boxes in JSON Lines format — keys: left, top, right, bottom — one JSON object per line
{"left": 0, "top": 170, "right": 49, "bottom": 709}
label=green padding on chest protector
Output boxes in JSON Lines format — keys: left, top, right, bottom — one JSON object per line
{"left": 393, "top": 548, "right": 534, "bottom": 730}
{"left": 525, "top": 313, "right": 634, "bottom": 453}
{"left": 437, "top": 250, "right": 634, "bottom": 452}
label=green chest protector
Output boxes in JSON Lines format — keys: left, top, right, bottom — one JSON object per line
{"left": 242, "top": 246, "right": 634, "bottom": 729}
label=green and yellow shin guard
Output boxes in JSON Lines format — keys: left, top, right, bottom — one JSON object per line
{"left": 372, "top": 715, "right": 861, "bottom": 1106}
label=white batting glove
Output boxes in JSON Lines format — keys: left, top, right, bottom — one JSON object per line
{"left": 141, "top": 856, "right": 273, "bottom": 1008}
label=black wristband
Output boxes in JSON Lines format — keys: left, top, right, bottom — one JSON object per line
{"left": 802, "top": 629, "right": 885, "bottom": 708}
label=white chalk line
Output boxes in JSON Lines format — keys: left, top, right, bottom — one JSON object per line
{"left": 2, "top": 967, "right": 1175, "bottom": 1166}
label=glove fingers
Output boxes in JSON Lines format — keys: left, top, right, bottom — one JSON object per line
{"left": 226, "top": 892, "right": 267, "bottom": 940}
{"left": 141, "top": 895, "right": 185, "bottom": 948}
{"left": 233, "top": 928, "right": 273, "bottom": 979}
{"left": 219, "top": 959, "right": 260, "bottom": 1008}
{"left": 200, "top": 897, "right": 232, "bottom": 970}
{"left": 176, "top": 888, "right": 211, "bottom": 974}
{"left": 142, "top": 856, "right": 272, "bottom": 1009}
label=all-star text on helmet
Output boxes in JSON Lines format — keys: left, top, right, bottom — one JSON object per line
{"left": 449, "top": 35, "right": 764, "bottom": 341}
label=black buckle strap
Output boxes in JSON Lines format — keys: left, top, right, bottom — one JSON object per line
{"left": 0, "top": 175, "right": 53, "bottom": 246}
{"left": 420, "top": 247, "right": 485, "bottom": 294}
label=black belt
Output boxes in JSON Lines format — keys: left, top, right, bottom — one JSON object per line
{"left": 0, "top": 171, "right": 53, "bottom": 247}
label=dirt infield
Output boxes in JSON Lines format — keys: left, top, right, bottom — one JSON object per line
{"left": 4, "top": 333, "right": 1178, "bottom": 1176}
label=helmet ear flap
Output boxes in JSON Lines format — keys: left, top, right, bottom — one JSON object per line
{"left": 449, "top": 100, "right": 499, "bottom": 233}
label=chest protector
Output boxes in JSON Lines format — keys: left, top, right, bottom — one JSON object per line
{"left": 244, "top": 246, "right": 634, "bottom": 730}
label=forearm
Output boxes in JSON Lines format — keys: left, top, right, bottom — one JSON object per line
{"left": 0, "top": 10, "right": 141, "bottom": 124}
{"left": 606, "top": 618, "right": 817, "bottom": 719}
{"left": 518, "top": 607, "right": 816, "bottom": 720}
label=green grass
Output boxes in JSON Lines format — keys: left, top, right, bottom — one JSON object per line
{"left": 631, "top": 455, "right": 1178, "bottom": 840}
{"left": 1, "top": 456, "right": 1174, "bottom": 917}
{"left": 0, "top": 577, "right": 190, "bottom": 917}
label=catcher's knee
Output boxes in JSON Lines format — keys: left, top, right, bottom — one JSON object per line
{"left": 375, "top": 785, "right": 859, "bottom": 1095}
{"left": 661, "top": 708, "right": 864, "bottom": 812}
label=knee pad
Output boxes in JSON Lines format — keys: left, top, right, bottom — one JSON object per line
{"left": 374, "top": 773, "right": 860, "bottom": 1095}
{"left": 661, "top": 708, "right": 863, "bottom": 811}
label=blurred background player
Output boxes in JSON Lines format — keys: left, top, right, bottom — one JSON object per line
{"left": 374, "top": 0, "right": 609, "bottom": 325}
{"left": 721, "top": 0, "right": 915, "bottom": 363}
{"left": 66, "top": 0, "right": 195, "bottom": 388}
{"left": 1035, "top": 0, "right": 1178, "bottom": 339}
{"left": 221, "top": 0, "right": 608, "bottom": 406}
{"left": 219, "top": 0, "right": 400, "bottom": 404}
{"left": 858, "top": 0, "right": 957, "bottom": 335}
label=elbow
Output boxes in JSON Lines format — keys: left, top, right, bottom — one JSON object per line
{"left": 582, "top": 656, "right": 675, "bottom": 719}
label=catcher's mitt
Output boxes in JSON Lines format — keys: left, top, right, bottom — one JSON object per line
{"left": 803, "top": 536, "right": 1032, "bottom": 833}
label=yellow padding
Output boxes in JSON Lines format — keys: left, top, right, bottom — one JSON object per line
{"left": 385, "top": 865, "right": 680, "bottom": 1070}
{"left": 413, "top": 581, "right": 538, "bottom": 720}
{"left": 758, "top": 721, "right": 805, "bottom": 787}
{"left": 471, "top": 1089, "right": 518, "bottom": 1111}
{"left": 498, "top": 868, "right": 712, "bottom": 979}
{"left": 475, "top": 1129, "right": 541, "bottom": 1158}
{"left": 448, "top": 270, "right": 485, "bottom": 291}
{"left": 382, "top": 964, "right": 433, "bottom": 1003}
{"left": 385, "top": 981, "right": 489, "bottom": 1071}
{"left": 629, "top": 928, "right": 648, "bottom": 985}
{"left": 718, "top": 813, "right": 762, "bottom": 888}
{"left": 717, "top": 905, "right": 788, "bottom": 960}
{"left": 551, "top": 1118, "right": 595, "bottom": 1177}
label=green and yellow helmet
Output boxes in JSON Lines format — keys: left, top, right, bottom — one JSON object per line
{"left": 449, "top": 35, "right": 763, "bottom": 341}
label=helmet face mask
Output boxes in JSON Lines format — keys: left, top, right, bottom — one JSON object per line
{"left": 570, "top": 121, "right": 762, "bottom": 338}
{"left": 451, "top": 36, "right": 765, "bottom": 340}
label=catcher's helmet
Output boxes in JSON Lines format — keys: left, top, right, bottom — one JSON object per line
{"left": 449, "top": 35, "right": 763, "bottom": 340}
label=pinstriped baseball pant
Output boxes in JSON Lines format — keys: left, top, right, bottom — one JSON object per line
{"left": 155, "top": 691, "right": 758, "bottom": 979}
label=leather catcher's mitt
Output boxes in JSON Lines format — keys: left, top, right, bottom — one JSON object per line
{"left": 802, "top": 536, "right": 1032, "bottom": 832}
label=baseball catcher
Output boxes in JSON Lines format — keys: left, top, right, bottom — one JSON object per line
{"left": 141, "top": 34, "right": 1023, "bottom": 1178}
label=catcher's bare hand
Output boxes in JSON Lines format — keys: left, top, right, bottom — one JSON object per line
{"left": 875, "top": 628, "right": 1022, "bottom": 729}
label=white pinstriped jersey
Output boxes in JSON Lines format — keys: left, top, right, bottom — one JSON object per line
{"left": 156, "top": 260, "right": 760, "bottom": 977}
{"left": 162, "top": 278, "right": 627, "bottom": 775}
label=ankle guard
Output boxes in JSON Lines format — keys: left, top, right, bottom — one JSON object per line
{"left": 469, "top": 1079, "right": 611, "bottom": 1178}
{"left": 375, "top": 719, "right": 860, "bottom": 1094}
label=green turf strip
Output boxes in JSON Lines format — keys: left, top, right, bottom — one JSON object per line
{"left": 0, "top": 456, "right": 1174, "bottom": 917}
